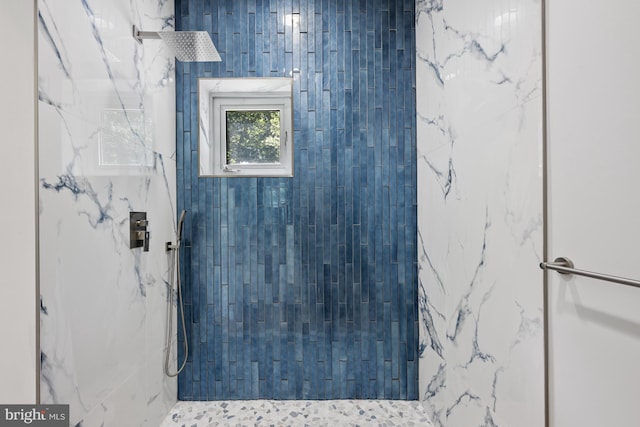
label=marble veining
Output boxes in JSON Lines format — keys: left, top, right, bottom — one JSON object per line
{"left": 416, "top": 0, "right": 544, "bottom": 425}
{"left": 37, "top": 0, "right": 178, "bottom": 425}
{"left": 162, "top": 400, "right": 433, "bottom": 427}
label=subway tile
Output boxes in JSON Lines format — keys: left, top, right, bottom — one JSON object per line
{"left": 176, "top": 0, "right": 416, "bottom": 400}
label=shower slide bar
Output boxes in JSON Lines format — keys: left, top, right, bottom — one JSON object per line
{"left": 540, "top": 257, "right": 640, "bottom": 289}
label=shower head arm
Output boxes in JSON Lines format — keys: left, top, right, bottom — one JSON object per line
{"left": 133, "top": 25, "right": 161, "bottom": 43}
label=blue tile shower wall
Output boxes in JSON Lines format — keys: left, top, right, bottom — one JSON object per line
{"left": 175, "top": 0, "right": 417, "bottom": 400}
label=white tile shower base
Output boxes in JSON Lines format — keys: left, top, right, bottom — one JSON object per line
{"left": 160, "top": 400, "right": 433, "bottom": 427}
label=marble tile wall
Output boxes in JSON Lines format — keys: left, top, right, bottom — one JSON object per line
{"left": 38, "top": 0, "right": 177, "bottom": 425}
{"left": 175, "top": 0, "right": 418, "bottom": 400}
{"left": 415, "top": 0, "right": 544, "bottom": 425}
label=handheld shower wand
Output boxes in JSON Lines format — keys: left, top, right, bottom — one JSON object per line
{"left": 165, "top": 210, "right": 188, "bottom": 377}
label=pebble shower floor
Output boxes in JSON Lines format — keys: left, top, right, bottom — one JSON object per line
{"left": 161, "top": 400, "right": 433, "bottom": 426}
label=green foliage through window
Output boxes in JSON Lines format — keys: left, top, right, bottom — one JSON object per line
{"left": 225, "top": 110, "right": 280, "bottom": 164}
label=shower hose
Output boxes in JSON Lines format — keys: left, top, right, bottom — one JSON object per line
{"left": 165, "top": 210, "right": 188, "bottom": 377}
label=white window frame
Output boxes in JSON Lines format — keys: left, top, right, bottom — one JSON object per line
{"left": 212, "top": 95, "right": 292, "bottom": 177}
{"left": 198, "top": 78, "right": 293, "bottom": 177}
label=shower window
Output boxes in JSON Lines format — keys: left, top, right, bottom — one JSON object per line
{"left": 213, "top": 97, "right": 292, "bottom": 176}
{"left": 226, "top": 110, "right": 280, "bottom": 164}
{"left": 199, "top": 78, "right": 293, "bottom": 177}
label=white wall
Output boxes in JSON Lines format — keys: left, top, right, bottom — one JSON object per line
{"left": 547, "top": 1, "right": 640, "bottom": 426}
{"left": 416, "top": 0, "right": 545, "bottom": 425}
{"left": 0, "top": 0, "right": 37, "bottom": 404}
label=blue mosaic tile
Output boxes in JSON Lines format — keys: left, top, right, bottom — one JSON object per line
{"left": 176, "top": 0, "right": 416, "bottom": 400}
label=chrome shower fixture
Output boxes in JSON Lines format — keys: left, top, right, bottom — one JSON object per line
{"left": 133, "top": 25, "right": 221, "bottom": 62}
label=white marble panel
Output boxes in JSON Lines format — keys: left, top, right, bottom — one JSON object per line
{"left": 38, "top": 0, "right": 177, "bottom": 425}
{"left": 416, "top": 0, "right": 544, "bottom": 425}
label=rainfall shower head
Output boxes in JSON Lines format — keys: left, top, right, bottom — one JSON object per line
{"left": 133, "top": 25, "right": 221, "bottom": 62}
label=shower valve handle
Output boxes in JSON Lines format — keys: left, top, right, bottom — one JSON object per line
{"left": 130, "top": 211, "right": 150, "bottom": 252}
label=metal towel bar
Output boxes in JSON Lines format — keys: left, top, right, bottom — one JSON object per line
{"left": 540, "top": 257, "right": 640, "bottom": 289}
